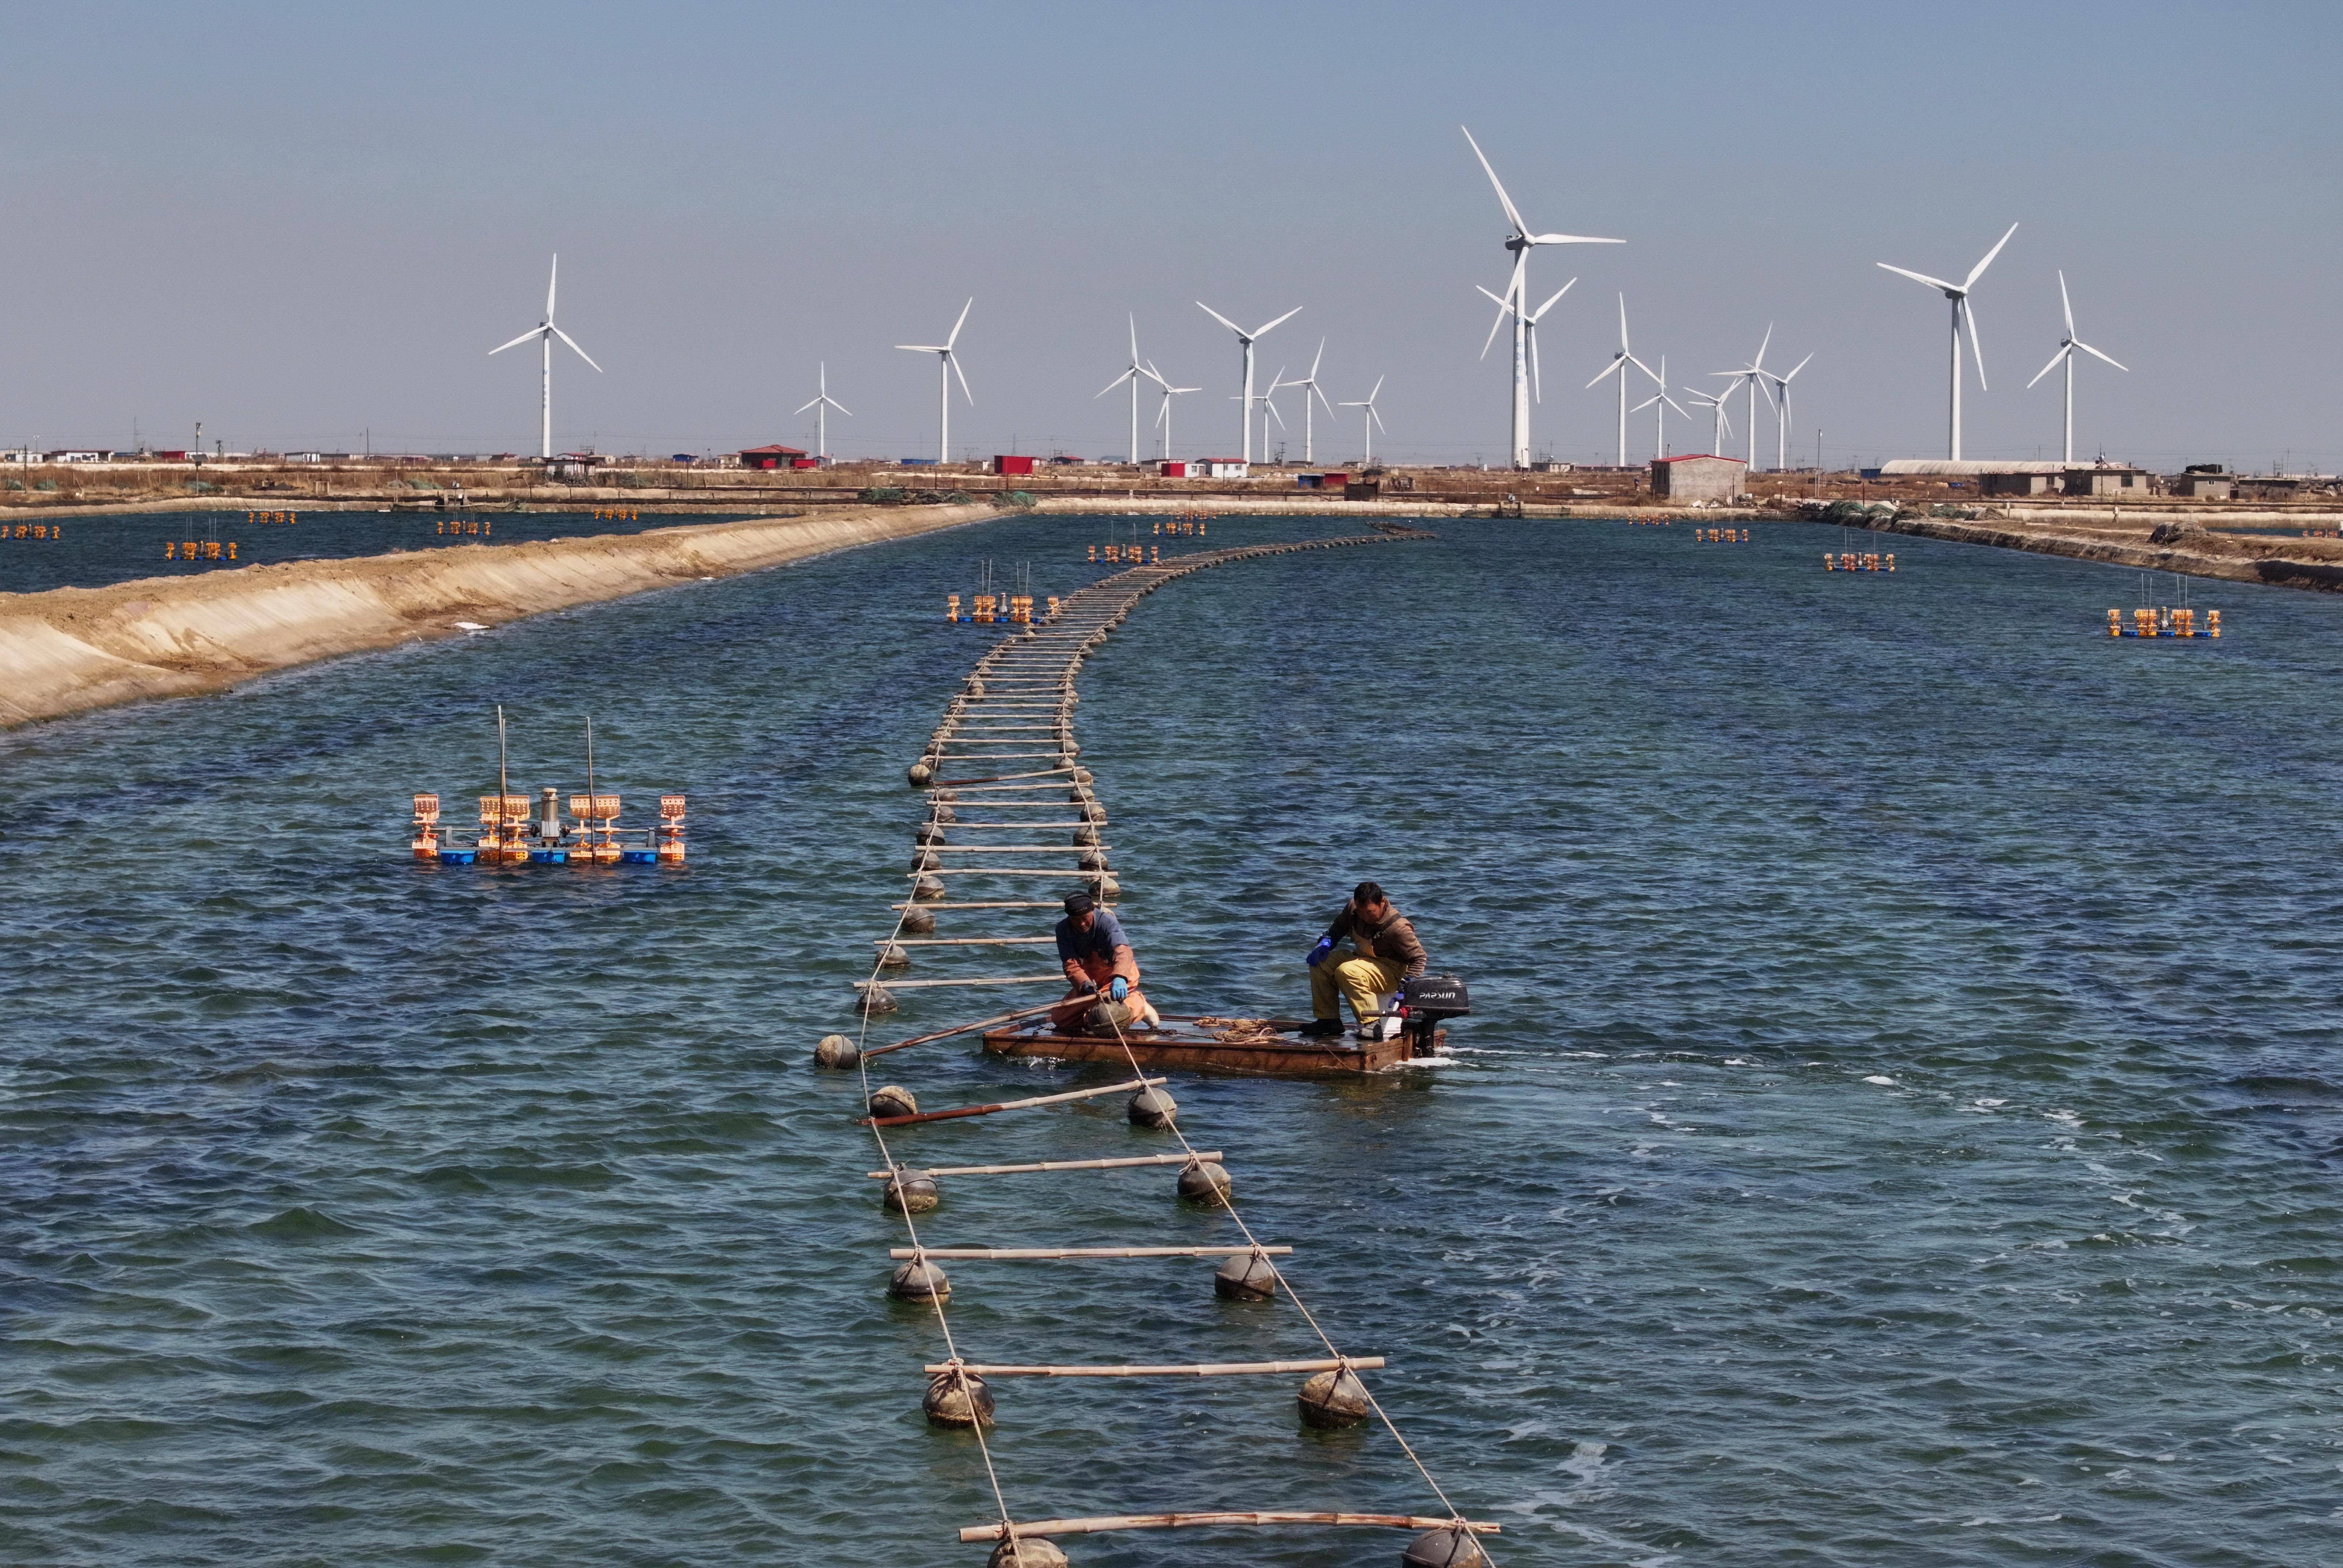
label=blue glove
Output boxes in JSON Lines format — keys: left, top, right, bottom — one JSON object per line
{"left": 1110, "top": 976, "right": 1128, "bottom": 1002}
{"left": 1307, "top": 937, "right": 1335, "bottom": 968}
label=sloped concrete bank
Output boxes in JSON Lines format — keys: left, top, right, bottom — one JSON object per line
{"left": 1866, "top": 513, "right": 2343, "bottom": 593}
{"left": 0, "top": 503, "right": 992, "bottom": 729}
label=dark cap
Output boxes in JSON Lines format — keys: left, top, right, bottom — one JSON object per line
{"left": 1063, "top": 892, "right": 1096, "bottom": 916}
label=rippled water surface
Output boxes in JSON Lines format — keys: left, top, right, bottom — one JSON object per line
{"left": 6, "top": 515, "right": 2343, "bottom": 1567}
{"left": 0, "top": 506, "right": 757, "bottom": 595}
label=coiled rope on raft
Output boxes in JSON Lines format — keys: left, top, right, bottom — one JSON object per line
{"left": 830, "top": 526, "right": 1499, "bottom": 1567}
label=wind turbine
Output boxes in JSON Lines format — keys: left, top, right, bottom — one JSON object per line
{"left": 1685, "top": 385, "right": 1735, "bottom": 456}
{"left": 1144, "top": 361, "right": 1198, "bottom": 461}
{"left": 1477, "top": 277, "right": 1575, "bottom": 412}
{"left": 1630, "top": 355, "right": 1689, "bottom": 461}
{"left": 1095, "top": 314, "right": 1150, "bottom": 465}
{"left": 1585, "top": 294, "right": 1658, "bottom": 467}
{"left": 1233, "top": 367, "right": 1288, "bottom": 465}
{"left": 896, "top": 298, "right": 974, "bottom": 464}
{"left": 1461, "top": 125, "right": 1622, "bottom": 469}
{"left": 1710, "top": 324, "right": 1773, "bottom": 470}
{"left": 1765, "top": 353, "right": 1814, "bottom": 471}
{"left": 794, "top": 362, "right": 851, "bottom": 462}
{"left": 1338, "top": 376, "right": 1386, "bottom": 466}
{"left": 2026, "top": 272, "right": 2127, "bottom": 464}
{"left": 1271, "top": 339, "right": 1339, "bottom": 465}
{"left": 1197, "top": 303, "right": 1301, "bottom": 463}
{"left": 1878, "top": 222, "right": 2018, "bottom": 460}
{"left": 488, "top": 254, "right": 601, "bottom": 461}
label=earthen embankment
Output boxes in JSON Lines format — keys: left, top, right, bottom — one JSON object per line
{"left": 0, "top": 503, "right": 991, "bottom": 729}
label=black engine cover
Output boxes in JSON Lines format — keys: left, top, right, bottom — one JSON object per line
{"left": 1399, "top": 974, "right": 1470, "bottom": 1019}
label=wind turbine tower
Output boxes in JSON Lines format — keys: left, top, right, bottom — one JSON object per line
{"left": 1095, "top": 315, "right": 1151, "bottom": 465}
{"left": 794, "top": 363, "right": 852, "bottom": 462}
{"left": 1585, "top": 295, "right": 1657, "bottom": 467}
{"left": 1461, "top": 126, "right": 1622, "bottom": 469}
{"left": 1631, "top": 355, "right": 1689, "bottom": 461}
{"left": 1338, "top": 376, "right": 1387, "bottom": 466}
{"left": 1271, "top": 340, "right": 1338, "bottom": 465}
{"left": 1766, "top": 353, "right": 1814, "bottom": 471}
{"left": 2025, "top": 272, "right": 2127, "bottom": 464}
{"left": 1197, "top": 303, "right": 1300, "bottom": 463}
{"left": 1878, "top": 223, "right": 2018, "bottom": 460}
{"left": 896, "top": 299, "right": 975, "bottom": 465}
{"left": 1144, "top": 362, "right": 1200, "bottom": 462}
{"left": 488, "top": 254, "right": 602, "bottom": 460}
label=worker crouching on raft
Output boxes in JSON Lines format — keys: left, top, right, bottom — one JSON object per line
{"left": 1052, "top": 892, "right": 1157, "bottom": 1034}
{"left": 1305, "top": 881, "right": 1428, "bottom": 1039}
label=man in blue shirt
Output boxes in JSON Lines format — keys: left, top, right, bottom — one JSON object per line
{"left": 1051, "top": 891, "right": 1150, "bottom": 1033}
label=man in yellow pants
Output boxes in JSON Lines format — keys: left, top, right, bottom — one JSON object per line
{"left": 1304, "top": 881, "right": 1428, "bottom": 1039}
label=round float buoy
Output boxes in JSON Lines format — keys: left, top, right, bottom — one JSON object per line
{"left": 929, "top": 804, "right": 957, "bottom": 824}
{"left": 1078, "top": 851, "right": 1109, "bottom": 872}
{"left": 813, "top": 1033, "right": 860, "bottom": 1070}
{"left": 1094, "top": 874, "right": 1121, "bottom": 899}
{"left": 987, "top": 1537, "right": 1066, "bottom": 1568}
{"left": 884, "top": 1169, "right": 940, "bottom": 1213}
{"left": 907, "top": 761, "right": 933, "bottom": 787}
{"left": 923, "top": 1367, "right": 994, "bottom": 1428}
{"left": 859, "top": 985, "right": 898, "bottom": 1016}
{"left": 1296, "top": 1364, "right": 1372, "bottom": 1428}
{"left": 901, "top": 906, "right": 938, "bottom": 935}
{"left": 877, "top": 943, "right": 912, "bottom": 970}
{"left": 1127, "top": 1086, "right": 1178, "bottom": 1128}
{"left": 1176, "top": 1160, "right": 1232, "bottom": 1206}
{"left": 888, "top": 1256, "right": 950, "bottom": 1302}
{"left": 1058, "top": 740, "right": 1080, "bottom": 756}
{"left": 868, "top": 1085, "right": 918, "bottom": 1120}
{"left": 913, "top": 875, "right": 947, "bottom": 900}
{"left": 1071, "top": 768, "right": 1094, "bottom": 785}
{"left": 1073, "top": 825, "right": 1100, "bottom": 846}
{"left": 917, "top": 823, "right": 946, "bottom": 845}
{"left": 1081, "top": 803, "right": 1107, "bottom": 824}
{"left": 1213, "top": 1249, "right": 1278, "bottom": 1301}
{"left": 1401, "top": 1527, "right": 1486, "bottom": 1568}
{"left": 911, "top": 850, "right": 941, "bottom": 872}
{"left": 932, "top": 789, "right": 959, "bottom": 804}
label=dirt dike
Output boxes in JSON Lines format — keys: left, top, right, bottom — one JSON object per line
{"left": 1864, "top": 512, "right": 2343, "bottom": 593}
{"left": 0, "top": 503, "right": 993, "bottom": 729}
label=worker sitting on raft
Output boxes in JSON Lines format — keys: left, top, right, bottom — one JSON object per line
{"left": 1305, "top": 881, "right": 1428, "bottom": 1038}
{"left": 1053, "top": 891, "right": 1157, "bottom": 1034}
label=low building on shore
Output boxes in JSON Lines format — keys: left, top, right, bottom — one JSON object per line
{"left": 737, "top": 443, "right": 809, "bottom": 471}
{"left": 2063, "top": 466, "right": 2151, "bottom": 498}
{"left": 1649, "top": 453, "right": 1747, "bottom": 504}
{"left": 1200, "top": 458, "right": 1249, "bottom": 479}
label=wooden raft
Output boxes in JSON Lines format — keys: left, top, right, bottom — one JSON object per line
{"left": 982, "top": 1015, "right": 1442, "bottom": 1077}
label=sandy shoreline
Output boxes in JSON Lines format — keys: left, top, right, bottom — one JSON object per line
{"left": 0, "top": 503, "right": 993, "bottom": 730}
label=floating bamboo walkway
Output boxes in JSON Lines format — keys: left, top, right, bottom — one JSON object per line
{"left": 826, "top": 526, "right": 1499, "bottom": 1567}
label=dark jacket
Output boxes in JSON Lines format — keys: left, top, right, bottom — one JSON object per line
{"left": 1323, "top": 901, "right": 1428, "bottom": 979}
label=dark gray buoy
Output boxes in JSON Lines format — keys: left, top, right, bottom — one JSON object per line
{"left": 885, "top": 1169, "right": 940, "bottom": 1214}
{"left": 911, "top": 850, "right": 941, "bottom": 872}
{"left": 868, "top": 1084, "right": 918, "bottom": 1120}
{"left": 987, "top": 1537, "right": 1066, "bottom": 1568}
{"left": 1071, "top": 768, "right": 1094, "bottom": 785}
{"left": 1127, "top": 1086, "right": 1178, "bottom": 1128}
{"left": 859, "top": 985, "right": 898, "bottom": 1016}
{"left": 814, "top": 1034, "right": 861, "bottom": 1070}
{"left": 1078, "top": 851, "right": 1109, "bottom": 872}
{"left": 908, "top": 760, "right": 934, "bottom": 787}
{"left": 923, "top": 1367, "right": 994, "bottom": 1428}
{"left": 916, "top": 823, "right": 947, "bottom": 845}
{"left": 1213, "top": 1249, "right": 1279, "bottom": 1301}
{"left": 1176, "top": 1159, "right": 1232, "bottom": 1206}
{"left": 1401, "top": 1527, "right": 1486, "bottom": 1568}
{"left": 888, "top": 1256, "right": 950, "bottom": 1302}
{"left": 1296, "top": 1365, "right": 1373, "bottom": 1428}
{"left": 1094, "top": 874, "right": 1121, "bottom": 899}
{"left": 901, "top": 906, "right": 938, "bottom": 935}
{"left": 929, "top": 804, "right": 957, "bottom": 824}
{"left": 877, "top": 943, "right": 912, "bottom": 970}
{"left": 913, "top": 875, "right": 947, "bottom": 900}
{"left": 931, "top": 789, "right": 959, "bottom": 804}
{"left": 1073, "top": 825, "right": 1100, "bottom": 846}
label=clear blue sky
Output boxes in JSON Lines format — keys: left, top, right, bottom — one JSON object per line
{"left": 3, "top": 1, "right": 2336, "bottom": 469}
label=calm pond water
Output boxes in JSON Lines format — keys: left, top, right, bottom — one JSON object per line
{"left": 5, "top": 514, "right": 2341, "bottom": 1567}
{"left": 0, "top": 507, "right": 760, "bottom": 596}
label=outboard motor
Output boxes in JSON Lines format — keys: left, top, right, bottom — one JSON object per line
{"left": 1397, "top": 974, "right": 1470, "bottom": 1059}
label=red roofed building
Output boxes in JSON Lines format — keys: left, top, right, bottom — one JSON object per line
{"left": 737, "top": 443, "right": 809, "bottom": 470}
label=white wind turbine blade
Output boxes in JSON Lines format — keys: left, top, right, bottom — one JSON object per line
{"left": 546, "top": 254, "right": 558, "bottom": 318}
{"left": 1529, "top": 279, "right": 1576, "bottom": 321}
{"left": 1368, "top": 375, "right": 1384, "bottom": 402}
{"left": 951, "top": 352, "right": 974, "bottom": 404}
{"left": 1142, "top": 358, "right": 1172, "bottom": 391}
{"left": 1129, "top": 313, "right": 1139, "bottom": 364}
{"left": 1780, "top": 352, "right": 1813, "bottom": 383}
{"left": 1314, "top": 382, "right": 1337, "bottom": 417}
{"left": 2074, "top": 340, "right": 2128, "bottom": 372}
{"left": 1625, "top": 353, "right": 1658, "bottom": 384}
{"left": 1663, "top": 394, "right": 1688, "bottom": 416}
{"left": 945, "top": 298, "right": 974, "bottom": 349}
{"left": 551, "top": 325, "right": 600, "bottom": 372}
{"left": 1617, "top": 293, "right": 1629, "bottom": 354}
{"left": 1965, "top": 222, "right": 2019, "bottom": 289}
{"left": 1878, "top": 262, "right": 1960, "bottom": 293}
{"left": 1586, "top": 356, "right": 1627, "bottom": 390}
{"left": 1250, "top": 306, "right": 1302, "bottom": 339}
{"left": 829, "top": 397, "right": 854, "bottom": 416}
{"left": 1096, "top": 367, "right": 1138, "bottom": 398}
{"left": 794, "top": 394, "right": 823, "bottom": 415}
{"left": 1459, "top": 125, "right": 1528, "bottom": 235}
{"left": 1964, "top": 299, "right": 1987, "bottom": 389}
{"left": 1527, "top": 233, "right": 1624, "bottom": 246}
{"left": 1478, "top": 276, "right": 1519, "bottom": 360}
{"left": 1196, "top": 302, "right": 1245, "bottom": 337}
{"left": 896, "top": 343, "right": 946, "bottom": 353}
{"left": 2059, "top": 270, "right": 2075, "bottom": 337}
{"left": 2025, "top": 344, "right": 2071, "bottom": 389}
{"left": 1370, "top": 403, "right": 1387, "bottom": 434}
{"left": 1631, "top": 389, "right": 1665, "bottom": 413}
{"left": 1751, "top": 323, "right": 1773, "bottom": 373}
{"left": 488, "top": 325, "right": 544, "bottom": 356}
{"left": 1263, "top": 397, "right": 1286, "bottom": 431}
{"left": 1308, "top": 337, "right": 1325, "bottom": 381}
{"left": 1530, "top": 325, "right": 1542, "bottom": 402}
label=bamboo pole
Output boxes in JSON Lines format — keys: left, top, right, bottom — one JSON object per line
{"left": 925, "top": 845, "right": 1104, "bottom": 854}
{"left": 862, "top": 1075, "right": 1168, "bottom": 1128}
{"left": 876, "top": 936, "right": 1057, "bottom": 947}
{"left": 959, "top": 1512, "right": 1498, "bottom": 1543}
{"left": 903, "top": 871, "right": 1109, "bottom": 881}
{"left": 892, "top": 1244, "right": 1290, "bottom": 1259}
{"left": 867, "top": 1152, "right": 1218, "bottom": 1178}
{"left": 889, "top": 900, "right": 1064, "bottom": 911}
{"left": 861, "top": 1000, "right": 1061, "bottom": 1058}
{"left": 936, "top": 767, "right": 1077, "bottom": 785}
{"left": 853, "top": 974, "right": 1065, "bottom": 989}
{"left": 923, "top": 1356, "right": 1384, "bottom": 1377}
